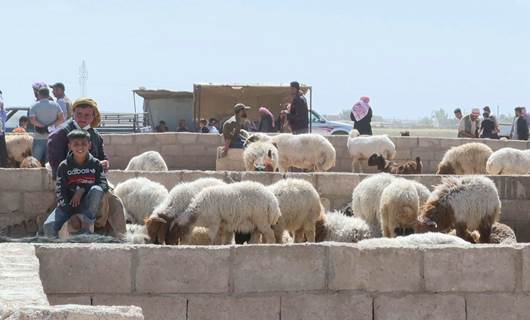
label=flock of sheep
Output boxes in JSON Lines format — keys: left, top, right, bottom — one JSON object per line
{"left": 3, "top": 130, "right": 526, "bottom": 246}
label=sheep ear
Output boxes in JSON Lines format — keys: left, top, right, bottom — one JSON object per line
{"left": 272, "top": 142, "right": 278, "bottom": 149}
{"left": 267, "top": 149, "right": 272, "bottom": 159}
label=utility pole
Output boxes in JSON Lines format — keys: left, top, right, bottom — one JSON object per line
{"left": 79, "top": 60, "right": 88, "bottom": 97}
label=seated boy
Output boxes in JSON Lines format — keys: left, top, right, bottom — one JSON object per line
{"left": 43, "top": 129, "right": 108, "bottom": 237}
{"left": 13, "top": 116, "right": 28, "bottom": 133}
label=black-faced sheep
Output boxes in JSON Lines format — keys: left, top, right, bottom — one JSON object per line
{"left": 245, "top": 132, "right": 336, "bottom": 172}
{"left": 243, "top": 140, "right": 279, "bottom": 172}
{"left": 125, "top": 150, "right": 168, "bottom": 171}
{"left": 114, "top": 177, "right": 169, "bottom": 224}
{"left": 368, "top": 153, "right": 422, "bottom": 174}
{"left": 437, "top": 142, "right": 493, "bottom": 174}
{"left": 171, "top": 181, "right": 281, "bottom": 245}
{"left": 145, "top": 177, "right": 226, "bottom": 245}
{"left": 266, "top": 179, "right": 323, "bottom": 243}
{"left": 486, "top": 147, "right": 530, "bottom": 175}
{"left": 347, "top": 129, "right": 396, "bottom": 173}
{"left": 417, "top": 175, "right": 501, "bottom": 243}
{"left": 315, "top": 211, "right": 372, "bottom": 243}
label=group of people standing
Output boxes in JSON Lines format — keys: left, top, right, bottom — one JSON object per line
{"left": 454, "top": 106, "right": 529, "bottom": 140}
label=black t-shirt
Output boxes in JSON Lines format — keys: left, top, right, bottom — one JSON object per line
{"left": 480, "top": 118, "right": 495, "bottom": 138}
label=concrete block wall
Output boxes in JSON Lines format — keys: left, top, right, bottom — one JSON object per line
{"left": 101, "top": 132, "right": 530, "bottom": 173}
{"left": 39, "top": 243, "right": 530, "bottom": 320}
{"left": 2, "top": 168, "right": 530, "bottom": 241}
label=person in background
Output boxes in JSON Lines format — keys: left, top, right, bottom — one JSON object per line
{"left": 208, "top": 118, "right": 219, "bottom": 134}
{"left": 221, "top": 103, "right": 250, "bottom": 157}
{"left": 198, "top": 118, "right": 210, "bottom": 133}
{"left": 43, "top": 129, "right": 108, "bottom": 237}
{"left": 29, "top": 87, "right": 64, "bottom": 165}
{"left": 350, "top": 96, "right": 373, "bottom": 135}
{"left": 286, "top": 81, "right": 309, "bottom": 134}
{"left": 50, "top": 82, "right": 72, "bottom": 119}
{"left": 522, "top": 107, "right": 530, "bottom": 130}
{"left": 479, "top": 112, "right": 498, "bottom": 139}
{"left": 483, "top": 106, "right": 499, "bottom": 137}
{"left": 454, "top": 108, "right": 463, "bottom": 121}
{"left": 32, "top": 82, "right": 47, "bottom": 101}
{"left": 277, "top": 107, "right": 291, "bottom": 133}
{"left": 13, "top": 116, "right": 29, "bottom": 133}
{"left": 176, "top": 119, "right": 190, "bottom": 132}
{"left": 258, "top": 106, "right": 275, "bottom": 132}
{"left": 511, "top": 107, "right": 529, "bottom": 141}
{"left": 155, "top": 120, "right": 168, "bottom": 132}
{"left": 0, "top": 90, "right": 8, "bottom": 167}
{"left": 457, "top": 108, "right": 480, "bottom": 138}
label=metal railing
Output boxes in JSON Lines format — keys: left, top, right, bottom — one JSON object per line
{"left": 98, "top": 112, "right": 150, "bottom": 133}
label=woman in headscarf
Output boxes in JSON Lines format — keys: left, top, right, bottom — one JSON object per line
{"left": 258, "top": 106, "right": 276, "bottom": 133}
{"left": 350, "top": 96, "right": 373, "bottom": 135}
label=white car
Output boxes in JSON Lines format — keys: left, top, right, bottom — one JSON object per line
{"left": 309, "top": 110, "right": 352, "bottom": 135}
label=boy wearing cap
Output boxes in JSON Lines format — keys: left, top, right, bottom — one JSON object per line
{"left": 457, "top": 108, "right": 481, "bottom": 138}
{"left": 50, "top": 82, "right": 72, "bottom": 119}
{"left": 221, "top": 103, "right": 250, "bottom": 157}
{"left": 43, "top": 129, "right": 108, "bottom": 237}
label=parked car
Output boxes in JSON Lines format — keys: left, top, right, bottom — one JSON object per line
{"left": 309, "top": 110, "right": 352, "bottom": 135}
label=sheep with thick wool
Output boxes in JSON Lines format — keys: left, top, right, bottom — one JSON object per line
{"left": 243, "top": 140, "right": 279, "bottom": 172}
{"left": 266, "top": 179, "right": 323, "bottom": 243}
{"left": 146, "top": 178, "right": 226, "bottom": 245}
{"left": 5, "top": 133, "right": 33, "bottom": 167}
{"left": 437, "top": 142, "right": 493, "bottom": 174}
{"left": 20, "top": 156, "right": 42, "bottom": 168}
{"left": 315, "top": 211, "right": 372, "bottom": 243}
{"left": 125, "top": 150, "right": 168, "bottom": 171}
{"left": 486, "top": 147, "right": 530, "bottom": 175}
{"left": 171, "top": 181, "right": 281, "bottom": 245}
{"left": 379, "top": 178, "right": 429, "bottom": 238}
{"left": 114, "top": 177, "right": 168, "bottom": 225}
{"left": 125, "top": 223, "right": 213, "bottom": 245}
{"left": 417, "top": 175, "right": 501, "bottom": 243}
{"left": 347, "top": 129, "right": 396, "bottom": 173}
{"left": 244, "top": 132, "right": 336, "bottom": 172}
{"left": 358, "top": 232, "right": 470, "bottom": 247}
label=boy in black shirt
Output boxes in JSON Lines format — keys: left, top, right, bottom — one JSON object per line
{"left": 43, "top": 130, "right": 108, "bottom": 237}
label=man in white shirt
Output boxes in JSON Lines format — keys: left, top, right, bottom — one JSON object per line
{"left": 50, "top": 82, "right": 72, "bottom": 119}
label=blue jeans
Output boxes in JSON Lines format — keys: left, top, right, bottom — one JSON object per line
{"left": 32, "top": 138, "right": 48, "bottom": 165}
{"left": 43, "top": 186, "right": 105, "bottom": 237}
{"left": 230, "top": 135, "right": 244, "bottom": 148}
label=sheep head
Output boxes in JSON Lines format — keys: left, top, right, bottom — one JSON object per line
{"left": 144, "top": 214, "right": 170, "bottom": 244}
{"left": 437, "top": 162, "right": 456, "bottom": 175}
{"left": 254, "top": 148, "right": 276, "bottom": 172}
{"left": 416, "top": 200, "right": 455, "bottom": 233}
{"left": 349, "top": 129, "right": 360, "bottom": 138}
{"left": 367, "top": 153, "right": 386, "bottom": 170}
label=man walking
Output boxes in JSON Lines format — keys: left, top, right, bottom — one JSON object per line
{"left": 29, "top": 87, "right": 64, "bottom": 165}
{"left": 50, "top": 82, "right": 72, "bottom": 119}
{"left": 511, "top": 107, "right": 529, "bottom": 141}
{"left": 286, "top": 81, "right": 309, "bottom": 134}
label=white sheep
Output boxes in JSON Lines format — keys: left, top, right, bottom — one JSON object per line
{"left": 172, "top": 181, "right": 281, "bottom": 245}
{"left": 245, "top": 132, "right": 336, "bottom": 172}
{"left": 266, "top": 179, "right": 323, "bottom": 243}
{"left": 114, "top": 177, "right": 168, "bottom": 225}
{"left": 315, "top": 210, "right": 372, "bottom": 243}
{"left": 437, "top": 142, "right": 493, "bottom": 174}
{"left": 19, "top": 156, "right": 42, "bottom": 168}
{"left": 486, "top": 147, "right": 530, "bottom": 175}
{"left": 146, "top": 177, "right": 226, "bottom": 245}
{"left": 243, "top": 140, "right": 279, "bottom": 172}
{"left": 125, "top": 150, "right": 168, "bottom": 171}
{"left": 352, "top": 173, "right": 396, "bottom": 237}
{"left": 347, "top": 129, "right": 396, "bottom": 173}
{"left": 358, "top": 232, "right": 471, "bottom": 246}
{"left": 5, "top": 133, "right": 33, "bottom": 167}
{"left": 125, "top": 224, "right": 149, "bottom": 244}
{"left": 379, "top": 178, "right": 424, "bottom": 238}
{"left": 417, "top": 175, "right": 501, "bottom": 243}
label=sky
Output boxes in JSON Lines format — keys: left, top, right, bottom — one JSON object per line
{"left": 2, "top": 0, "right": 530, "bottom": 119}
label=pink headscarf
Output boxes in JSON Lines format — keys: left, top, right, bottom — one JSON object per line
{"left": 259, "top": 106, "right": 275, "bottom": 128}
{"left": 352, "top": 96, "right": 371, "bottom": 122}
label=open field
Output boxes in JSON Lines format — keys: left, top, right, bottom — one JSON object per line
{"left": 373, "top": 127, "right": 457, "bottom": 138}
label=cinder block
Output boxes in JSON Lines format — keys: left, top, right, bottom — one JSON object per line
{"left": 215, "top": 148, "right": 245, "bottom": 171}
{"left": 0, "top": 169, "right": 44, "bottom": 191}
{"left": 232, "top": 244, "right": 327, "bottom": 293}
{"left": 36, "top": 245, "right": 133, "bottom": 294}
{"left": 23, "top": 192, "right": 56, "bottom": 215}
{"left": 0, "top": 192, "right": 22, "bottom": 214}
{"left": 374, "top": 294, "right": 465, "bottom": 320}
{"left": 466, "top": 294, "right": 530, "bottom": 320}
{"left": 316, "top": 173, "right": 361, "bottom": 198}
{"left": 176, "top": 133, "right": 198, "bottom": 144}
{"left": 394, "top": 149, "right": 412, "bottom": 160}
{"left": 418, "top": 138, "right": 442, "bottom": 148}
{"left": 106, "top": 170, "right": 137, "bottom": 186}
{"left": 413, "top": 150, "right": 436, "bottom": 161}
{"left": 281, "top": 293, "right": 371, "bottom": 320}
{"left": 0, "top": 305, "right": 144, "bottom": 319}
{"left": 93, "top": 294, "right": 187, "bottom": 320}
{"left": 134, "top": 171, "right": 183, "bottom": 190}
{"left": 188, "top": 295, "right": 279, "bottom": 320}
{"left": 240, "top": 171, "right": 279, "bottom": 186}
{"left": 160, "top": 145, "right": 184, "bottom": 156}
{"left": 153, "top": 133, "right": 178, "bottom": 145}
{"left": 521, "top": 245, "right": 530, "bottom": 291}
{"left": 135, "top": 246, "right": 230, "bottom": 294}
{"left": 134, "top": 134, "right": 159, "bottom": 145}
{"left": 328, "top": 245, "right": 422, "bottom": 292}
{"left": 108, "top": 134, "right": 134, "bottom": 145}
{"left": 424, "top": 246, "right": 517, "bottom": 292}
{"left": 47, "top": 294, "right": 92, "bottom": 305}
{"left": 393, "top": 137, "right": 418, "bottom": 148}
{"left": 499, "top": 200, "right": 530, "bottom": 221}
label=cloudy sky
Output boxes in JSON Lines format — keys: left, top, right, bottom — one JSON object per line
{"left": 2, "top": 0, "right": 530, "bottom": 118}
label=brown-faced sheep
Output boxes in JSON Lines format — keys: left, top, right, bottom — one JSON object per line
{"left": 368, "top": 153, "right": 422, "bottom": 174}
{"left": 436, "top": 142, "right": 493, "bottom": 174}
{"left": 5, "top": 133, "right": 33, "bottom": 167}
{"left": 417, "top": 175, "right": 501, "bottom": 243}
{"left": 243, "top": 140, "right": 279, "bottom": 172}
{"left": 467, "top": 222, "right": 517, "bottom": 244}
{"left": 19, "top": 156, "right": 42, "bottom": 168}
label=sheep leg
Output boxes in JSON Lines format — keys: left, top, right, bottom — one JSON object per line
{"left": 257, "top": 225, "right": 276, "bottom": 244}
{"left": 455, "top": 223, "right": 475, "bottom": 243}
{"left": 272, "top": 225, "right": 285, "bottom": 243}
{"left": 294, "top": 229, "right": 306, "bottom": 243}
{"left": 383, "top": 225, "right": 393, "bottom": 238}
{"left": 351, "top": 159, "right": 357, "bottom": 173}
{"left": 208, "top": 224, "right": 222, "bottom": 245}
{"left": 249, "top": 230, "right": 262, "bottom": 244}
{"left": 478, "top": 219, "right": 493, "bottom": 244}
{"left": 222, "top": 230, "right": 233, "bottom": 245}
{"left": 303, "top": 225, "right": 316, "bottom": 243}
